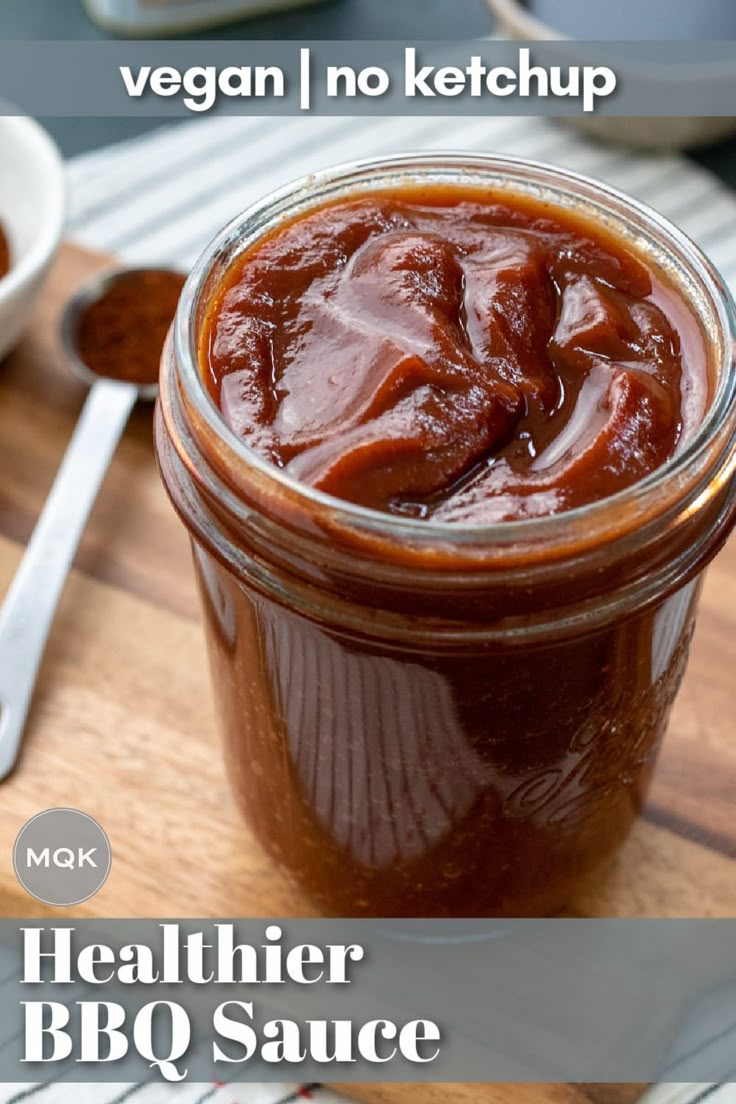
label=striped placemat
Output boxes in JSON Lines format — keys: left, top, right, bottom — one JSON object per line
{"left": 64, "top": 115, "right": 736, "bottom": 290}
{"left": 3, "top": 112, "right": 736, "bottom": 1103}
{"left": 0, "top": 1078, "right": 733, "bottom": 1101}
{"left": 0, "top": 1083, "right": 733, "bottom": 1103}
{"left": 0, "top": 1083, "right": 337, "bottom": 1104}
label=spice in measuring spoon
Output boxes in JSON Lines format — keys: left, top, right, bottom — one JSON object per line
{"left": 75, "top": 268, "right": 186, "bottom": 386}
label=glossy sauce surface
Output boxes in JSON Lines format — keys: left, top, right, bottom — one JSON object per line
{"left": 203, "top": 186, "right": 708, "bottom": 524}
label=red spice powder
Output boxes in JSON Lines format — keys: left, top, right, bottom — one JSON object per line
{"left": 0, "top": 222, "right": 10, "bottom": 280}
{"left": 75, "top": 268, "right": 186, "bottom": 387}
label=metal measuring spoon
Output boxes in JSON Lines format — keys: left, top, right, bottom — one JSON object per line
{"left": 0, "top": 267, "right": 183, "bottom": 780}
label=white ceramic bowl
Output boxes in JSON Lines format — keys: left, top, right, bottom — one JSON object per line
{"left": 0, "top": 118, "right": 65, "bottom": 362}
{"left": 487, "top": 0, "right": 736, "bottom": 150}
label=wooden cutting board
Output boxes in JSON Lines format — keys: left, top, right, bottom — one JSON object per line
{"left": 2, "top": 244, "right": 735, "bottom": 1104}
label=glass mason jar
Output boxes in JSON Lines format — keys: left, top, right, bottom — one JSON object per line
{"left": 155, "top": 153, "right": 736, "bottom": 917}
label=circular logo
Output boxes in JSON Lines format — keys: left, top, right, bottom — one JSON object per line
{"left": 13, "top": 808, "right": 112, "bottom": 907}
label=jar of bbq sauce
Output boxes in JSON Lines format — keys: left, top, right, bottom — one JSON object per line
{"left": 155, "top": 154, "right": 736, "bottom": 917}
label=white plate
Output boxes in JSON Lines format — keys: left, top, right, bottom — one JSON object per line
{"left": 0, "top": 118, "right": 66, "bottom": 363}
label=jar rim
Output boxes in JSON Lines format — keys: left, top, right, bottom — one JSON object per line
{"left": 172, "top": 150, "right": 736, "bottom": 557}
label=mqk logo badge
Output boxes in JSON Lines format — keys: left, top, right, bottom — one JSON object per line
{"left": 13, "top": 808, "right": 112, "bottom": 907}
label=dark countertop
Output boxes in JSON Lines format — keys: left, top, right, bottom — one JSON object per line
{"left": 1, "top": 0, "right": 734, "bottom": 187}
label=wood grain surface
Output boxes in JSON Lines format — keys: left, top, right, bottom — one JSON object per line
{"left": 1, "top": 244, "right": 734, "bottom": 1103}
